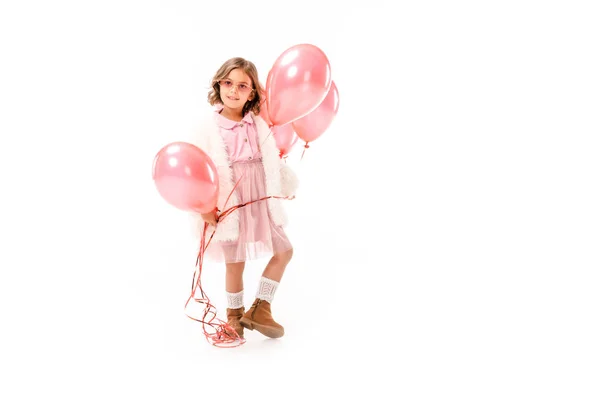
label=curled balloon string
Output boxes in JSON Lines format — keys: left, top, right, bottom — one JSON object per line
{"left": 183, "top": 171, "right": 250, "bottom": 347}
{"left": 184, "top": 223, "right": 246, "bottom": 348}
{"left": 184, "top": 189, "right": 295, "bottom": 347}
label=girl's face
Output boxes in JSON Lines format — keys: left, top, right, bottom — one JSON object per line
{"left": 219, "top": 68, "right": 255, "bottom": 111}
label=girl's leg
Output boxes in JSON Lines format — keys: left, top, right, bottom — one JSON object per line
{"left": 240, "top": 249, "right": 293, "bottom": 339}
{"left": 226, "top": 261, "right": 245, "bottom": 294}
{"left": 225, "top": 261, "right": 246, "bottom": 338}
{"left": 262, "top": 248, "right": 293, "bottom": 283}
{"left": 255, "top": 248, "right": 293, "bottom": 303}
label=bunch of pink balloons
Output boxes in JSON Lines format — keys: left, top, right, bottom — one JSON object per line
{"left": 261, "top": 43, "right": 340, "bottom": 157}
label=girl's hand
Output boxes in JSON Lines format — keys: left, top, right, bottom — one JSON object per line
{"left": 201, "top": 210, "right": 218, "bottom": 227}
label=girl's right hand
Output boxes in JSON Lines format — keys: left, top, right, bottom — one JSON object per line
{"left": 201, "top": 210, "right": 218, "bottom": 227}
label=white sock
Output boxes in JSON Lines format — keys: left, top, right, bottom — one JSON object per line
{"left": 256, "top": 277, "right": 279, "bottom": 303}
{"left": 226, "top": 290, "right": 244, "bottom": 309}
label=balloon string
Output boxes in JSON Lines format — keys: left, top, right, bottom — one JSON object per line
{"left": 221, "top": 168, "right": 246, "bottom": 212}
{"left": 184, "top": 222, "right": 246, "bottom": 348}
{"left": 254, "top": 121, "right": 275, "bottom": 159}
{"left": 219, "top": 193, "right": 295, "bottom": 223}
{"left": 301, "top": 142, "right": 310, "bottom": 161}
{"left": 185, "top": 192, "right": 294, "bottom": 348}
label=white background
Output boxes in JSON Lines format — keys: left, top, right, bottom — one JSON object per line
{"left": 1, "top": 0, "right": 599, "bottom": 398}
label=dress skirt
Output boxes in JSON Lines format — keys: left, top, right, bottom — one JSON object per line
{"left": 204, "top": 158, "right": 292, "bottom": 264}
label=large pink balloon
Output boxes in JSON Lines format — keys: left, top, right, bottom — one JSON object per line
{"left": 272, "top": 123, "right": 299, "bottom": 157}
{"left": 152, "top": 142, "right": 219, "bottom": 214}
{"left": 266, "top": 44, "right": 332, "bottom": 126}
{"left": 292, "top": 81, "right": 339, "bottom": 143}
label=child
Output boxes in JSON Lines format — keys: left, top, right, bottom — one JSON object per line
{"left": 189, "top": 57, "right": 299, "bottom": 339}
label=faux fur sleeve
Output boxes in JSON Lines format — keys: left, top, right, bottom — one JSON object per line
{"left": 279, "top": 160, "right": 299, "bottom": 197}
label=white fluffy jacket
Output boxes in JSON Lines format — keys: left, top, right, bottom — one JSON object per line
{"left": 188, "top": 109, "right": 299, "bottom": 242}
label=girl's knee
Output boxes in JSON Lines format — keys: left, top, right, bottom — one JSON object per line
{"left": 275, "top": 248, "right": 293, "bottom": 263}
{"left": 226, "top": 262, "right": 245, "bottom": 271}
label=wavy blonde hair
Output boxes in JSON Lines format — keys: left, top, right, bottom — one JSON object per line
{"left": 207, "top": 57, "right": 264, "bottom": 116}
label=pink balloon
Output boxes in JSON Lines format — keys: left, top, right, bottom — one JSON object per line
{"left": 272, "top": 123, "right": 299, "bottom": 157}
{"left": 152, "top": 142, "right": 219, "bottom": 214}
{"left": 266, "top": 44, "right": 332, "bottom": 126}
{"left": 292, "top": 81, "right": 339, "bottom": 143}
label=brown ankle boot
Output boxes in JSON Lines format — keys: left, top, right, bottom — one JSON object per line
{"left": 226, "top": 307, "right": 245, "bottom": 338}
{"left": 239, "top": 299, "right": 284, "bottom": 338}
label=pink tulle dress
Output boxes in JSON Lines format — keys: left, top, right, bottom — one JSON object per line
{"left": 204, "top": 108, "right": 292, "bottom": 264}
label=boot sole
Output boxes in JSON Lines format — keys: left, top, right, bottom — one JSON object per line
{"left": 239, "top": 317, "right": 284, "bottom": 339}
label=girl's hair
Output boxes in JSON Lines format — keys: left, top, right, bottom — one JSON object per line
{"left": 207, "top": 57, "right": 264, "bottom": 116}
